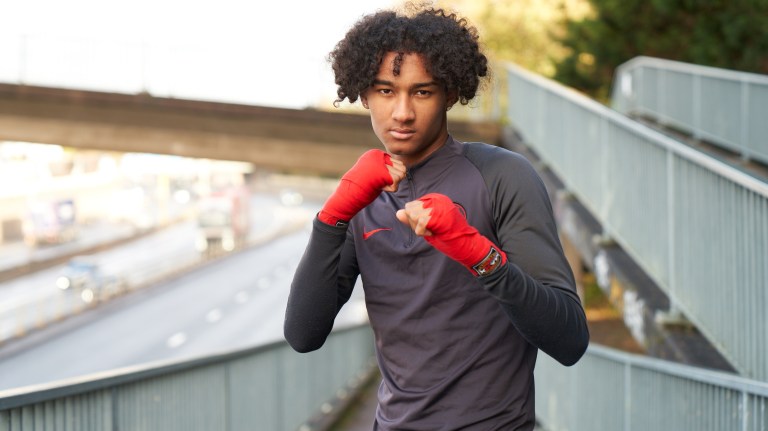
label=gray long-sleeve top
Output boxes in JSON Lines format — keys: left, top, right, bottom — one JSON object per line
{"left": 285, "top": 137, "right": 589, "bottom": 430}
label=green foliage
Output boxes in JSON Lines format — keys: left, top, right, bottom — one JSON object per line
{"left": 436, "top": 0, "right": 591, "bottom": 77}
{"left": 555, "top": 0, "right": 768, "bottom": 100}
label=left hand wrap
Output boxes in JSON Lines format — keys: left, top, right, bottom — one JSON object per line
{"left": 420, "top": 193, "right": 507, "bottom": 277}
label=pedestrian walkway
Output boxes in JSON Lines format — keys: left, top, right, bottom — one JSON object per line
{"left": 329, "top": 369, "right": 379, "bottom": 431}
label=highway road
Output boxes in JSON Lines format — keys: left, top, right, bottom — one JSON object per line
{"left": 0, "top": 192, "right": 367, "bottom": 391}
{"left": 0, "top": 192, "right": 308, "bottom": 343}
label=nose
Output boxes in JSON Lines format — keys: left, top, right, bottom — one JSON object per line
{"left": 392, "top": 95, "right": 415, "bottom": 123}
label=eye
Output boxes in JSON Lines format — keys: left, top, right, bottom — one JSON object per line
{"left": 377, "top": 88, "right": 393, "bottom": 95}
{"left": 415, "top": 90, "right": 432, "bottom": 97}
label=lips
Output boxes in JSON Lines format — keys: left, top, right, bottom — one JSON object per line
{"left": 390, "top": 128, "right": 416, "bottom": 140}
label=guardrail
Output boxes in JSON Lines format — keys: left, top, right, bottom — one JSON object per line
{"left": 535, "top": 343, "right": 768, "bottom": 430}
{"left": 611, "top": 56, "right": 768, "bottom": 165}
{"left": 505, "top": 61, "right": 768, "bottom": 381}
{"left": 0, "top": 323, "right": 375, "bottom": 431}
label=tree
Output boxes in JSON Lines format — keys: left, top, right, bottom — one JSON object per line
{"left": 554, "top": 0, "right": 768, "bottom": 100}
{"left": 437, "top": 0, "right": 592, "bottom": 77}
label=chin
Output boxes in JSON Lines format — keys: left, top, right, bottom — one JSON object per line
{"left": 381, "top": 142, "right": 406, "bottom": 154}
{"left": 386, "top": 148, "right": 416, "bottom": 160}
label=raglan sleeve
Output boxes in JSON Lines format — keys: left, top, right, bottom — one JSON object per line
{"left": 284, "top": 217, "right": 360, "bottom": 353}
{"left": 477, "top": 149, "right": 589, "bottom": 366}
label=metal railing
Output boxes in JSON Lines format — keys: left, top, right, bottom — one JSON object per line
{"left": 611, "top": 56, "right": 768, "bottom": 165}
{"left": 535, "top": 344, "right": 768, "bottom": 431}
{"left": 0, "top": 323, "right": 375, "bottom": 431}
{"left": 505, "top": 61, "right": 768, "bottom": 381}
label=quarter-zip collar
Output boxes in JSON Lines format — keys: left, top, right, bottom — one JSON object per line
{"left": 394, "top": 135, "right": 462, "bottom": 200}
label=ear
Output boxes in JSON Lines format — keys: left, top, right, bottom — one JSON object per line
{"left": 446, "top": 89, "right": 459, "bottom": 110}
{"left": 360, "top": 94, "right": 369, "bottom": 109}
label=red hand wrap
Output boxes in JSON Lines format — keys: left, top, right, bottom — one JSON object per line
{"left": 319, "top": 149, "right": 393, "bottom": 226}
{"left": 420, "top": 193, "right": 507, "bottom": 276}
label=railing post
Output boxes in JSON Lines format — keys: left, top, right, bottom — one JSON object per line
{"left": 636, "top": 66, "right": 643, "bottom": 115}
{"left": 692, "top": 73, "right": 701, "bottom": 143}
{"left": 224, "top": 364, "right": 231, "bottom": 431}
{"left": 624, "top": 360, "right": 631, "bottom": 431}
{"left": 740, "top": 78, "right": 750, "bottom": 162}
{"left": 655, "top": 147, "right": 693, "bottom": 327}
{"left": 657, "top": 67, "right": 665, "bottom": 123}
{"left": 599, "top": 114, "right": 610, "bottom": 239}
{"left": 666, "top": 147, "right": 676, "bottom": 305}
{"left": 740, "top": 390, "right": 749, "bottom": 431}
{"left": 536, "top": 81, "right": 545, "bottom": 149}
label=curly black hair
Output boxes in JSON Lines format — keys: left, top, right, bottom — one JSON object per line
{"left": 329, "top": 6, "right": 488, "bottom": 107}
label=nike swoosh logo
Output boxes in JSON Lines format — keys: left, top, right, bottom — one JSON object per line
{"left": 363, "top": 228, "right": 392, "bottom": 240}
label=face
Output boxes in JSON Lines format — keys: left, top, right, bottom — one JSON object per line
{"left": 361, "top": 52, "right": 456, "bottom": 167}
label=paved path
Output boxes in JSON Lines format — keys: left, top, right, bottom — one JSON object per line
{"left": 330, "top": 370, "right": 379, "bottom": 431}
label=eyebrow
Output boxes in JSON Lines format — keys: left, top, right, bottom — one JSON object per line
{"left": 372, "top": 79, "right": 440, "bottom": 89}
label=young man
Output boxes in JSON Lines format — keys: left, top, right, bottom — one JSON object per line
{"left": 284, "top": 7, "right": 589, "bottom": 430}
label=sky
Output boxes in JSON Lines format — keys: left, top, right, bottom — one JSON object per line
{"left": 1, "top": 0, "right": 400, "bottom": 109}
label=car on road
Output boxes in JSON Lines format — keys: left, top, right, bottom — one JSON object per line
{"left": 55, "top": 256, "right": 127, "bottom": 303}
{"left": 279, "top": 188, "right": 304, "bottom": 206}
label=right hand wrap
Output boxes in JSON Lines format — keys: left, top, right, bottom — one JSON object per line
{"left": 318, "top": 149, "right": 394, "bottom": 226}
{"left": 419, "top": 193, "right": 507, "bottom": 276}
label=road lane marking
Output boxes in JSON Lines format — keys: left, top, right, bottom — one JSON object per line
{"left": 257, "top": 277, "right": 270, "bottom": 290}
{"left": 206, "top": 308, "right": 222, "bottom": 323}
{"left": 166, "top": 332, "right": 187, "bottom": 348}
{"left": 234, "top": 291, "right": 249, "bottom": 304}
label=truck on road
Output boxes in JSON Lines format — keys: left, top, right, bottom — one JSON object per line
{"left": 194, "top": 187, "right": 251, "bottom": 255}
{"left": 22, "top": 198, "right": 78, "bottom": 247}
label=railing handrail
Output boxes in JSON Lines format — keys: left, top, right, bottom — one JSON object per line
{"left": 0, "top": 323, "right": 367, "bottom": 411}
{"left": 587, "top": 344, "right": 768, "bottom": 397}
{"left": 505, "top": 61, "right": 768, "bottom": 198}
{"left": 611, "top": 55, "right": 768, "bottom": 165}
{"left": 536, "top": 343, "right": 768, "bottom": 431}
{"left": 616, "top": 55, "right": 768, "bottom": 85}
{"left": 0, "top": 339, "right": 266, "bottom": 410}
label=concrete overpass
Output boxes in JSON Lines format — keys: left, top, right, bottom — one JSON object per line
{"left": 0, "top": 83, "right": 500, "bottom": 177}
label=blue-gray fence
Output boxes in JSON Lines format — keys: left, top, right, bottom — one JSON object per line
{"left": 505, "top": 61, "right": 768, "bottom": 382}
{"left": 0, "top": 324, "right": 375, "bottom": 431}
{"left": 611, "top": 56, "right": 768, "bottom": 165}
{"left": 536, "top": 344, "right": 768, "bottom": 431}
